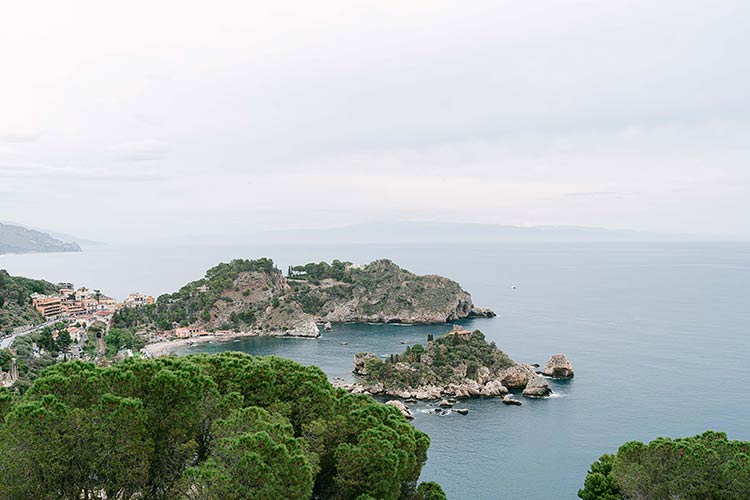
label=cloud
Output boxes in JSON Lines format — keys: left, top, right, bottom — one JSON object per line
{"left": 0, "top": 131, "right": 42, "bottom": 143}
{"left": 0, "top": 164, "right": 169, "bottom": 182}
{"left": 0, "top": 1, "right": 749, "bottom": 240}
{"left": 110, "top": 140, "right": 169, "bottom": 162}
{"left": 565, "top": 191, "right": 627, "bottom": 198}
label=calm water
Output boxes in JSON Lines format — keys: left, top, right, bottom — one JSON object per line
{"left": 2, "top": 242, "right": 749, "bottom": 499}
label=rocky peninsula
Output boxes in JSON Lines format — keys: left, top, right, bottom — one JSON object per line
{"left": 287, "top": 259, "right": 495, "bottom": 324}
{"left": 341, "top": 327, "right": 574, "bottom": 401}
{"left": 114, "top": 258, "right": 494, "bottom": 342}
{"left": 0, "top": 222, "right": 81, "bottom": 255}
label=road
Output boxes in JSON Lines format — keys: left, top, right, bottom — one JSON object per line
{"left": 0, "top": 320, "right": 57, "bottom": 349}
{"left": 2, "top": 315, "right": 113, "bottom": 363}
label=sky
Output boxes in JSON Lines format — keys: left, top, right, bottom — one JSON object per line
{"left": 1, "top": 0, "right": 749, "bottom": 242}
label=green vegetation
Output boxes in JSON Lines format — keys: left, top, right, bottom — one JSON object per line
{"left": 36, "top": 321, "right": 74, "bottom": 353}
{"left": 0, "top": 269, "right": 57, "bottom": 334}
{"left": 104, "top": 327, "right": 145, "bottom": 357}
{"left": 579, "top": 431, "right": 750, "bottom": 500}
{"left": 289, "top": 259, "right": 353, "bottom": 284}
{"left": 288, "top": 259, "right": 471, "bottom": 322}
{"left": 113, "top": 258, "right": 280, "bottom": 331}
{"left": 114, "top": 257, "right": 485, "bottom": 338}
{"left": 0, "top": 352, "right": 444, "bottom": 500}
{"left": 5, "top": 320, "right": 82, "bottom": 394}
{"left": 362, "top": 330, "right": 514, "bottom": 389}
{"left": 5, "top": 330, "right": 58, "bottom": 394}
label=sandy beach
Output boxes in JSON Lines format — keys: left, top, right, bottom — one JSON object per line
{"left": 142, "top": 331, "right": 318, "bottom": 357}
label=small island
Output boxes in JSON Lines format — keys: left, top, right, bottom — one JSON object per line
{"left": 342, "top": 326, "right": 574, "bottom": 401}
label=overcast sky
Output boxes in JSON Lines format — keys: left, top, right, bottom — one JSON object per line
{"left": 1, "top": 0, "right": 748, "bottom": 241}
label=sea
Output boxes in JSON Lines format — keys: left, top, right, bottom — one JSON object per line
{"left": 2, "top": 241, "right": 749, "bottom": 499}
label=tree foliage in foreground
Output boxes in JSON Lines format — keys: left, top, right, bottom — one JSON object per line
{"left": 0, "top": 352, "right": 443, "bottom": 500}
{"left": 579, "top": 431, "right": 750, "bottom": 500}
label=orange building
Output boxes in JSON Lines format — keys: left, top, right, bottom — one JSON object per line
{"left": 33, "top": 296, "right": 63, "bottom": 318}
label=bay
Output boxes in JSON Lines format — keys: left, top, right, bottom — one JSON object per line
{"left": 2, "top": 241, "right": 749, "bottom": 499}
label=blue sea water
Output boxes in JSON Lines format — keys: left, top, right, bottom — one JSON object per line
{"left": 2, "top": 242, "right": 749, "bottom": 499}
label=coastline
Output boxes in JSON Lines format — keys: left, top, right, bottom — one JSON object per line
{"left": 142, "top": 331, "right": 319, "bottom": 357}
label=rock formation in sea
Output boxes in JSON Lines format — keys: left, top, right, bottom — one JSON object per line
{"left": 385, "top": 400, "right": 414, "bottom": 420}
{"left": 542, "top": 353, "right": 575, "bottom": 379}
{"left": 344, "top": 328, "right": 567, "bottom": 401}
{"left": 522, "top": 375, "right": 552, "bottom": 398}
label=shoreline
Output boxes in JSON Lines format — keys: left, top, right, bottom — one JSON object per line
{"left": 142, "top": 331, "right": 318, "bottom": 357}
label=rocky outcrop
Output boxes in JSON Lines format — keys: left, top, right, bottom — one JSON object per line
{"left": 502, "top": 394, "right": 522, "bottom": 406}
{"left": 256, "top": 300, "right": 321, "bottom": 338}
{"left": 347, "top": 330, "right": 520, "bottom": 399}
{"left": 125, "top": 257, "right": 494, "bottom": 338}
{"left": 385, "top": 400, "right": 414, "bottom": 420}
{"left": 289, "top": 259, "right": 495, "bottom": 324}
{"left": 522, "top": 375, "right": 552, "bottom": 398}
{"left": 353, "top": 352, "right": 379, "bottom": 376}
{"left": 542, "top": 353, "right": 574, "bottom": 379}
{"left": 498, "top": 364, "right": 537, "bottom": 389}
{"left": 344, "top": 329, "right": 570, "bottom": 403}
{"left": 469, "top": 306, "right": 496, "bottom": 318}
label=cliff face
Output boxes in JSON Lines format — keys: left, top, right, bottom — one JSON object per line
{"left": 167, "top": 261, "right": 319, "bottom": 337}
{"left": 113, "top": 259, "right": 318, "bottom": 338}
{"left": 200, "top": 268, "right": 319, "bottom": 337}
{"left": 0, "top": 223, "right": 81, "bottom": 255}
{"left": 289, "top": 259, "right": 495, "bottom": 324}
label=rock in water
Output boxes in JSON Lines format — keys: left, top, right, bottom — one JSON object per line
{"left": 502, "top": 395, "right": 522, "bottom": 406}
{"left": 385, "top": 400, "right": 414, "bottom": 420}
{"left": 498, "top": 364, "right": 536, "bottom": 389}
{"left": 439, "top": 399, "right": 454, "bottom": 408}
{"left": 522, "top": 375, "right": 552, "bottom": 398}
{"left": 324, "top": 322, "right": 332, "bottom": 331}
{"left": 542, "top": 353, "right": 574, "bottom": 379}
{"left": 456, "top": 408, "right": 469, "bottom": 415}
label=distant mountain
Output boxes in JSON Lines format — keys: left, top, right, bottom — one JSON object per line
{"left": 252, "top": 222, "right": 698, "bottom": 244}
{"left": 0, "top": 221, "right": 99, "bottom": 247}
{"left": 0, "top": 223, "right": 82, "bottom": 255}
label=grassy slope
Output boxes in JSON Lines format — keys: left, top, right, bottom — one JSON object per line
{"left": 0, "top": 271, "right": 57, "bottom": 334}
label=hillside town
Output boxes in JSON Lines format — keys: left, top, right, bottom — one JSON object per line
{"left": 0, "top": 286, "right": 155, "bottom": 387}
{"left": 31, "top": 287, "right": 155, "bottom": 320}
